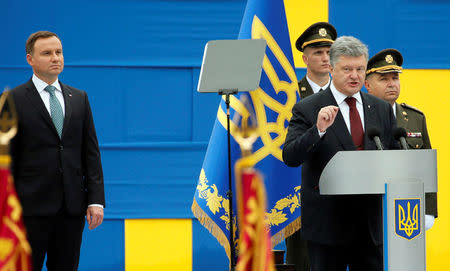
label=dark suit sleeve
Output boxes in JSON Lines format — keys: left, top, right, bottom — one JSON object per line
{"left": 81, "top": 93, "right": 105, "bottom": 207}
{"left": 283, "top": 102, "right": 322, "bottom": 167}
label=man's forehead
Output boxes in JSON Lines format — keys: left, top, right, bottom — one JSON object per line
{"left": 377, "top": 72, "right": 400, "bottom": 78}
{"left": 337, "top": 54, "right": 367, "bottom": 63}
{"left": 35, "top": 37, "right": 62, "bottom": 47}
{"left": 305, "top": 46, "right": 330, "bottom": 53}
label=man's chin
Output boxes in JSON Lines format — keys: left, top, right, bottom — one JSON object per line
{"left": 48, "top": 69, "right": 63, "bottom": 75}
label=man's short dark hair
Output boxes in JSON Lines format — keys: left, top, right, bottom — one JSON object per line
{"left": 26, "top": 31, "right": 61, "bottom": 55}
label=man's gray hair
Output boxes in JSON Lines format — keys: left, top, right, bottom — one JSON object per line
{"left": 330, "top": 36, "right": 369, "bottom": 67}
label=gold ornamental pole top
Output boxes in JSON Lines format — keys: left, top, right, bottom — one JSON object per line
{"left": 232, "top": 94, "right": 258, "bottom": 158}
{"left": 0, "top": 90, "right": 18, "bottom": 155}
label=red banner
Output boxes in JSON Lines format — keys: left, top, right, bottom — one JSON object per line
{"left": 236, "top": 167, "right": 275, "bottom": 271}
{"left": 0, "top": 156, "right": 32, "bottom": 271}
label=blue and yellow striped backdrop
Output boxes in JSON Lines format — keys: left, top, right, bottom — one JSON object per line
{"left": 1, "top": 0, "right": 449, "bottom": 270}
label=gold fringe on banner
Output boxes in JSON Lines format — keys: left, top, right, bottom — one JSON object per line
{"left": 191, "top": 199, "right": 232, "bottom": 260}
{"left": 270, "top": 216, "right": 301, "bottom": 247}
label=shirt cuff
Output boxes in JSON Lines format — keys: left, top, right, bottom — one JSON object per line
{"left": 88, "top": 204, "right": 104, "bottom": 209}
{"left": 317, "top": 128, "right": 326, "bottom": 138}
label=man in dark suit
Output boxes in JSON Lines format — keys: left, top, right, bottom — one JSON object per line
{"left": 286, "top": 21, "right": 337, "bottom": 271}
{"left": 283, "top": 36, "right": 398, "bottom": 271}
{"left": 365, "top": 48, "right": 437, "bottom": 228}
{"left": 10, "top": 31, "right": 105, "bottom": 271}
{"left": 296, "top": 22, "right": 337, "bottom": 99}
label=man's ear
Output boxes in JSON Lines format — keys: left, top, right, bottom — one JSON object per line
{"left": 302, "top": 53, "right": 308, "bottom": 66}
{"left": 26, "top": 54, "right": 33, "bottom": 66}
{"left": 364, "top": 79, "right": 371, "bottom": 92}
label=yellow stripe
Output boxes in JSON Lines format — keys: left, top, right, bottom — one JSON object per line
{"left": 366, "top": 65, "right": 402, "bottom": 75}
{"left": 301, "top": 38, "right": 334, "bottom": 49}
{"left": 399, "top": 69, "right": 450, "bottom": 270}
{"left": 284, "top": 0, "right": 329, "bottom": 68}
{"left": 125, "top": 219, "right": 192, "bottom": 271}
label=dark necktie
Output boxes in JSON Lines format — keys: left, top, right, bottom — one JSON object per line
{"left": 44, "top": 85, "right": 64, "bottom": 138}
{"left": 345, "top": 97, "right": 364, "bottom": 150}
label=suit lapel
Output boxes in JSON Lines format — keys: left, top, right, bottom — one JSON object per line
{"left": 320, "top": 88, "right": 355, "bottom": 150}
{"left": 23, "top": 80, "right": 58, "bottom": 135}
{"left": 60, "top": 82, "right": 72, "bottom": 139}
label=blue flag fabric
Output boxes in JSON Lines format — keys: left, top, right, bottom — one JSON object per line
{"left": 192, "top": 0, "right": 301, "bottom": 259}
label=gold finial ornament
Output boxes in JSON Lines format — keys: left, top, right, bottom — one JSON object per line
{"left": 318, "top": 28, "right": 327, "bottom": 37}
{"left": 232, "top": 94, "right": 258, "bottom": 158}
{"left": 0, "top": 90, "right": 18, "bottom": 154}
{"left": 385, "top": 54, "right": 394, "bottom": 64}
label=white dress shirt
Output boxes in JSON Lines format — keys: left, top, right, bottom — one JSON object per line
{"left": 330, "top": 82, "right": 365, "bottom": 133}
{"left": 32, "top": 74, "right": 65, "bottom": 115}
{"left": 306, "top": 76, "right": 331, "bottom": 94}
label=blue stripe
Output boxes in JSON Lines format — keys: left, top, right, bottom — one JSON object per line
{"left": 192, "top": 219, "right": 228, "bottom": 271}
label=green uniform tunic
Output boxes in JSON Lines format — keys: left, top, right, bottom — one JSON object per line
{"left": 396, "top": 103, "right": 437, "bottom": 217}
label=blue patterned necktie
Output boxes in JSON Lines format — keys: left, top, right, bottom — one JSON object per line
{"left": 44, "top": 85, "right": 64, "bottom": 138}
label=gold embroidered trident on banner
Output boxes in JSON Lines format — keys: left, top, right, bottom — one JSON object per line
{"left": 398, "top": 201, "right": 419, "bottom": 237}
{"left": 0, "top": 90, "right": 18, "bottom": 154}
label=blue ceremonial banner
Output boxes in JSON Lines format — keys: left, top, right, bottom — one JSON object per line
{"left": 395, "top": 198, "right": 421, "bottom": 240}
{"left": 192, "top": 0, "right": 301, "bottom": 259}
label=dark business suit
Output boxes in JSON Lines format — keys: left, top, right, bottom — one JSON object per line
{"left": 283, "top": 87, "right": 397, "bottom": 270}
{"left": 10, "top": 79, "right": 105, "bottom": 270}
{"left": 285, "top": 75, "right": 314, "bottom": 271}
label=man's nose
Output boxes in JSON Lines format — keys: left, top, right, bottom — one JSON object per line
{"left": 349, "top": 69, "right": 358, "bottom": 78}
{"left": 386, "top": 78, "right": 395, "bottom": 86}
{"left": 50, "top": 52, "right": 60, "bottom": 61}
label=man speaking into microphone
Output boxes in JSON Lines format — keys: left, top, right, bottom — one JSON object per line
{"left": 283, "top": 36, "right": 398, "bottom": 271}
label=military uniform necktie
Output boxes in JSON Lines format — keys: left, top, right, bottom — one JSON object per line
{"left": 44, "top": 85, "right": 64, "bottom": 138}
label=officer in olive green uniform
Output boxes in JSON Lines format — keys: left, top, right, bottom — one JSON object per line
{"left": 296, "top": 22, "right": 337, "bottom": 99}
{"left": 365, "top": 49, "right": 437, "bottom": 223}
{"left": 285, "top": 22, "right": 337, "bottom": 271}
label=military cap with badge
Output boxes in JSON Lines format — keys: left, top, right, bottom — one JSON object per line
{"left": 295, "top": 22, "right": 337, "bottom": 52}
{"left": 366, "top": 48, "right": 403, "bottom": 75}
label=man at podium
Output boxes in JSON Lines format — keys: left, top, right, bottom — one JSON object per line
{"left": 286, "top": 21, "right": 337, "bottom": 271}
{"left": 283, "top": 36, "right": 398, "bottom": 271}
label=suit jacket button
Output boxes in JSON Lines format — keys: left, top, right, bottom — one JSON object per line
{"left": 60, "top": 145, "right": 64, "bottom": 151}
{"left": 59, "top": 168, "right": 63, "bottom": 173}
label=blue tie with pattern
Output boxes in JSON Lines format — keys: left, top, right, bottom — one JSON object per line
{"left": 44, "top": 85, "right": 64, "bottom": 138}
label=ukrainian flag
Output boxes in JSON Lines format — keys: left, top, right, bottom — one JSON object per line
{"left": 192, "top": 0, "right": 301, "bottom": 260}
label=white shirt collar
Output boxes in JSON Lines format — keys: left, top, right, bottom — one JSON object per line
{"left": 32, "top": 74, "right": 62, "bottom": 93}
{"left": 393, "top": 103, "right": 397, "bottom": 118}
{"left": 330, "top": 81, "right": 362, "bottom": 106}
{"left": 306, "top": 76, "right": 331, "bottom": 94}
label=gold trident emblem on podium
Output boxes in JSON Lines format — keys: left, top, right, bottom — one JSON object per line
{"left": 0, "top": 90, "right": 18, "bottom": 153}
{"left": 398, "top": 201, "right": 419, "bottom": 237}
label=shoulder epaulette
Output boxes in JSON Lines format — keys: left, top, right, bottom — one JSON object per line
{"left": 400, "top": 103, "right": 424, "bottom": 115}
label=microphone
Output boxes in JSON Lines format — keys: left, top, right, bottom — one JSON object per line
{"left": 393, "top": 127, "right": 409, "bottom": 150}
{"left": 367, "top": 127, "right": 384, "bottom": 150}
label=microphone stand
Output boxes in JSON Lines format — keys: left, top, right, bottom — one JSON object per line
{"left": 219, "top": 89, "right": 238, "bottom": 271}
